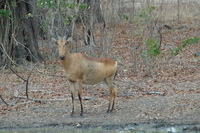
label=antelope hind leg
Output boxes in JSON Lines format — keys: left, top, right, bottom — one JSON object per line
{"left": 106, "top": 77, "right": 116, "bottom": 113}
{"left": 77, "top": 79, "right": 84, "bottom": 117}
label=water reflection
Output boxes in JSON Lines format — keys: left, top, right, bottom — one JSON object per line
{"left": 0, "top": 127, "right": 116, "bottom": 133}
{"left": 0, "top": 124, "right": 199, "bottom": 133}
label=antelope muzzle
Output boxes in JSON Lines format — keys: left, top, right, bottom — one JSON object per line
{"left": 60, "top": 56, "right": 65, "bottom": 60}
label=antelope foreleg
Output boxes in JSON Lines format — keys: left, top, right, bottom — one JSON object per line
{"left": 77, "top": 79, "right": 84, "bottom": 117}
{"left": 69, "top": 81, "right": 76, "bottom": 117}
{"left": 112, "top": 87, "right": 117, "bottom": 111}
{"left": 71, "top": 92, "right": 75, "bottom": 116}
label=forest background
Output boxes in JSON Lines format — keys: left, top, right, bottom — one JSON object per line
{"left": 0, "top": 0, "right": 200, "bottom": 130}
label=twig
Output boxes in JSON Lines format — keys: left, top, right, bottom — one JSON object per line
{"left": 25, "top": 64, "right": 36, "bottom": 99}
{"left": 0, "top": 95, "right": 9, "bottom": 106}
{"left": 7, "top": 64, "right": 36, "bottom": 100}
{"left": 14, "top": 95, "right": 94, "bottom": 103}
{"left": 11, "top": 97, "right": 20, "bottom": 106}
{"left": 6, "top": 65, "right": 26, "bottom": 81}
{"left": 93, "top": 90, "right": 165, "bottom": 97}
{"left": 158, "top": 26, "right": 163, "bottom": 50}
{"left": 14, "top": 96, "right": 69, "bottom": 102}
{"left": 163, "top": 25, "right": 187, "bottom": 30}
{"left": 118, "top": 91, "right": 165, "bottom": 97}
{"left": 0, "top": 42, "right": 16, "bottom": 65}
{"left": 30, "top": 89, "right": 65, "bottom": 95}
{"left": 147, "top": 91, "right": 165, "bottom": 95}
{"left": 13, "top": 101, "right": 36, "bottom": 106}
{"left": 25, "top": 79, "right": 29, "bottom": 99}
{"left": 37, "top": 68, "right": 66, "bottom": 77}
{"left": 12, "top": 34, "right": 40, "bottom": 63}
{"left": 115, "top": 79, "right": 143, "bottom": 90}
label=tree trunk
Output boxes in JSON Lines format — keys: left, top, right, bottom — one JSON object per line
{"left": 177, "top": 0, "right": 180, "bottom": 24}
{"left": 130, "top": 0, "right": 135, "bottom": 23}
{"left": 0, "top": 0, "right": 44, "bottom": 66}
{"left": 82, "top": 0, "right": 104, "bottom": 46}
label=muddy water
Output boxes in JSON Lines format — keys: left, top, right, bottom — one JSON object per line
{"left": 0, "top": 124, "right": 199, "bottom": 133}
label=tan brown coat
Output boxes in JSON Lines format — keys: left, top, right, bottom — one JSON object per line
{"left": 56, "top": 37, "right": 117, "bottom": 117}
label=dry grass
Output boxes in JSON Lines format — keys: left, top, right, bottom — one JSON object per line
{"left": 101, "top": 0, "right": 200, "bottom": 27}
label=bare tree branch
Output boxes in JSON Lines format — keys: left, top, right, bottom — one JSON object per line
{"left": 6, "top": 65, "right": 26, "bottom": 82}
{"left": 25, "top": 64, "right": 37, "bottom": 99}
{"left": 7, "top": 64, "right": 37, "bottom": 99}
{"left": 0, "top": 95, "right": 9, "bottom": 106}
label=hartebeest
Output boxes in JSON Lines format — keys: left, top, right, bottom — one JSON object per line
{"left": 55, "top": 30, "right": 117, "bottom": 117}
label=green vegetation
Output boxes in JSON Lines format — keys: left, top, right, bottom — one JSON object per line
{"left": 0, "top": 9, "right": 11, "bottom": 18}
{"left": 36, "top": 0, "right": 55, "bottom": 8}
{"left": 133, "top": 4, "right": 161, "bottom": 74}
{"left": 141, "top": 38, "right": 162, "bottom": 63}
{"left": 123, "top": 14, "right": 129, "bottom": 21}
{"left": 182, "top": 37, "right": 200, "bottom": 47}
{"left": 79, "top": 3, "right": 87, "bottom": 10}
{"left": 171, "top": 37, "right": 200, "bottom": 56}
{"left": 140, "top": 38, "right": 163, "bottom": 73}
{"left": 144, "top": 38, "right": 162, "bottom": 58}
{"left": 137, "top": 5, "right": 156, "bottom": 21}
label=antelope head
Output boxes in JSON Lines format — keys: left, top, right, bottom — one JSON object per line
{"left": 55, "top": 29, "right": 71, "bottom": 60}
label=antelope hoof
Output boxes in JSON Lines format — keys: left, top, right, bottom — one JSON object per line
{"left": 107, "top": 108, "right": 115, "bottom": 113}
{"left": 80, "top": 112, "right": 84, "bottom": 118}
{"left": 107, "top": 109, "right": 111, "bottom": 113}
{"left": 70, "top": 112, "right": 75, "bottom": 117}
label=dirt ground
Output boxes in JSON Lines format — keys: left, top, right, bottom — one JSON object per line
{"left": 0, "top": 58, "right": 200, "bottom": 130}
{"left": 0, "top": 93, "right": 200, "bottom": 130}
{"left": 1, "top": 23, "right": 200, "bottom": 131}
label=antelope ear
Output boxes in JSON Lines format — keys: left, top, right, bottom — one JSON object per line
{"left": 67, "top": 37, "right": 73, "bottom": 42}
{"left": 55, "top": 30, "right": 61, "bottom": 40}
{"left": 63, "top": 34, "right": 68, "bottom": 39}
{"left": 63, "top": 29, "right": 70, "bottom": 39}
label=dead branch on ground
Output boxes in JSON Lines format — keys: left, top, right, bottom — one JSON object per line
{"left": 3, "top": 64, "right": 39, "bottom": 106}
{"left": 36, "top": 68, "right": 66, "bottom": 77}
